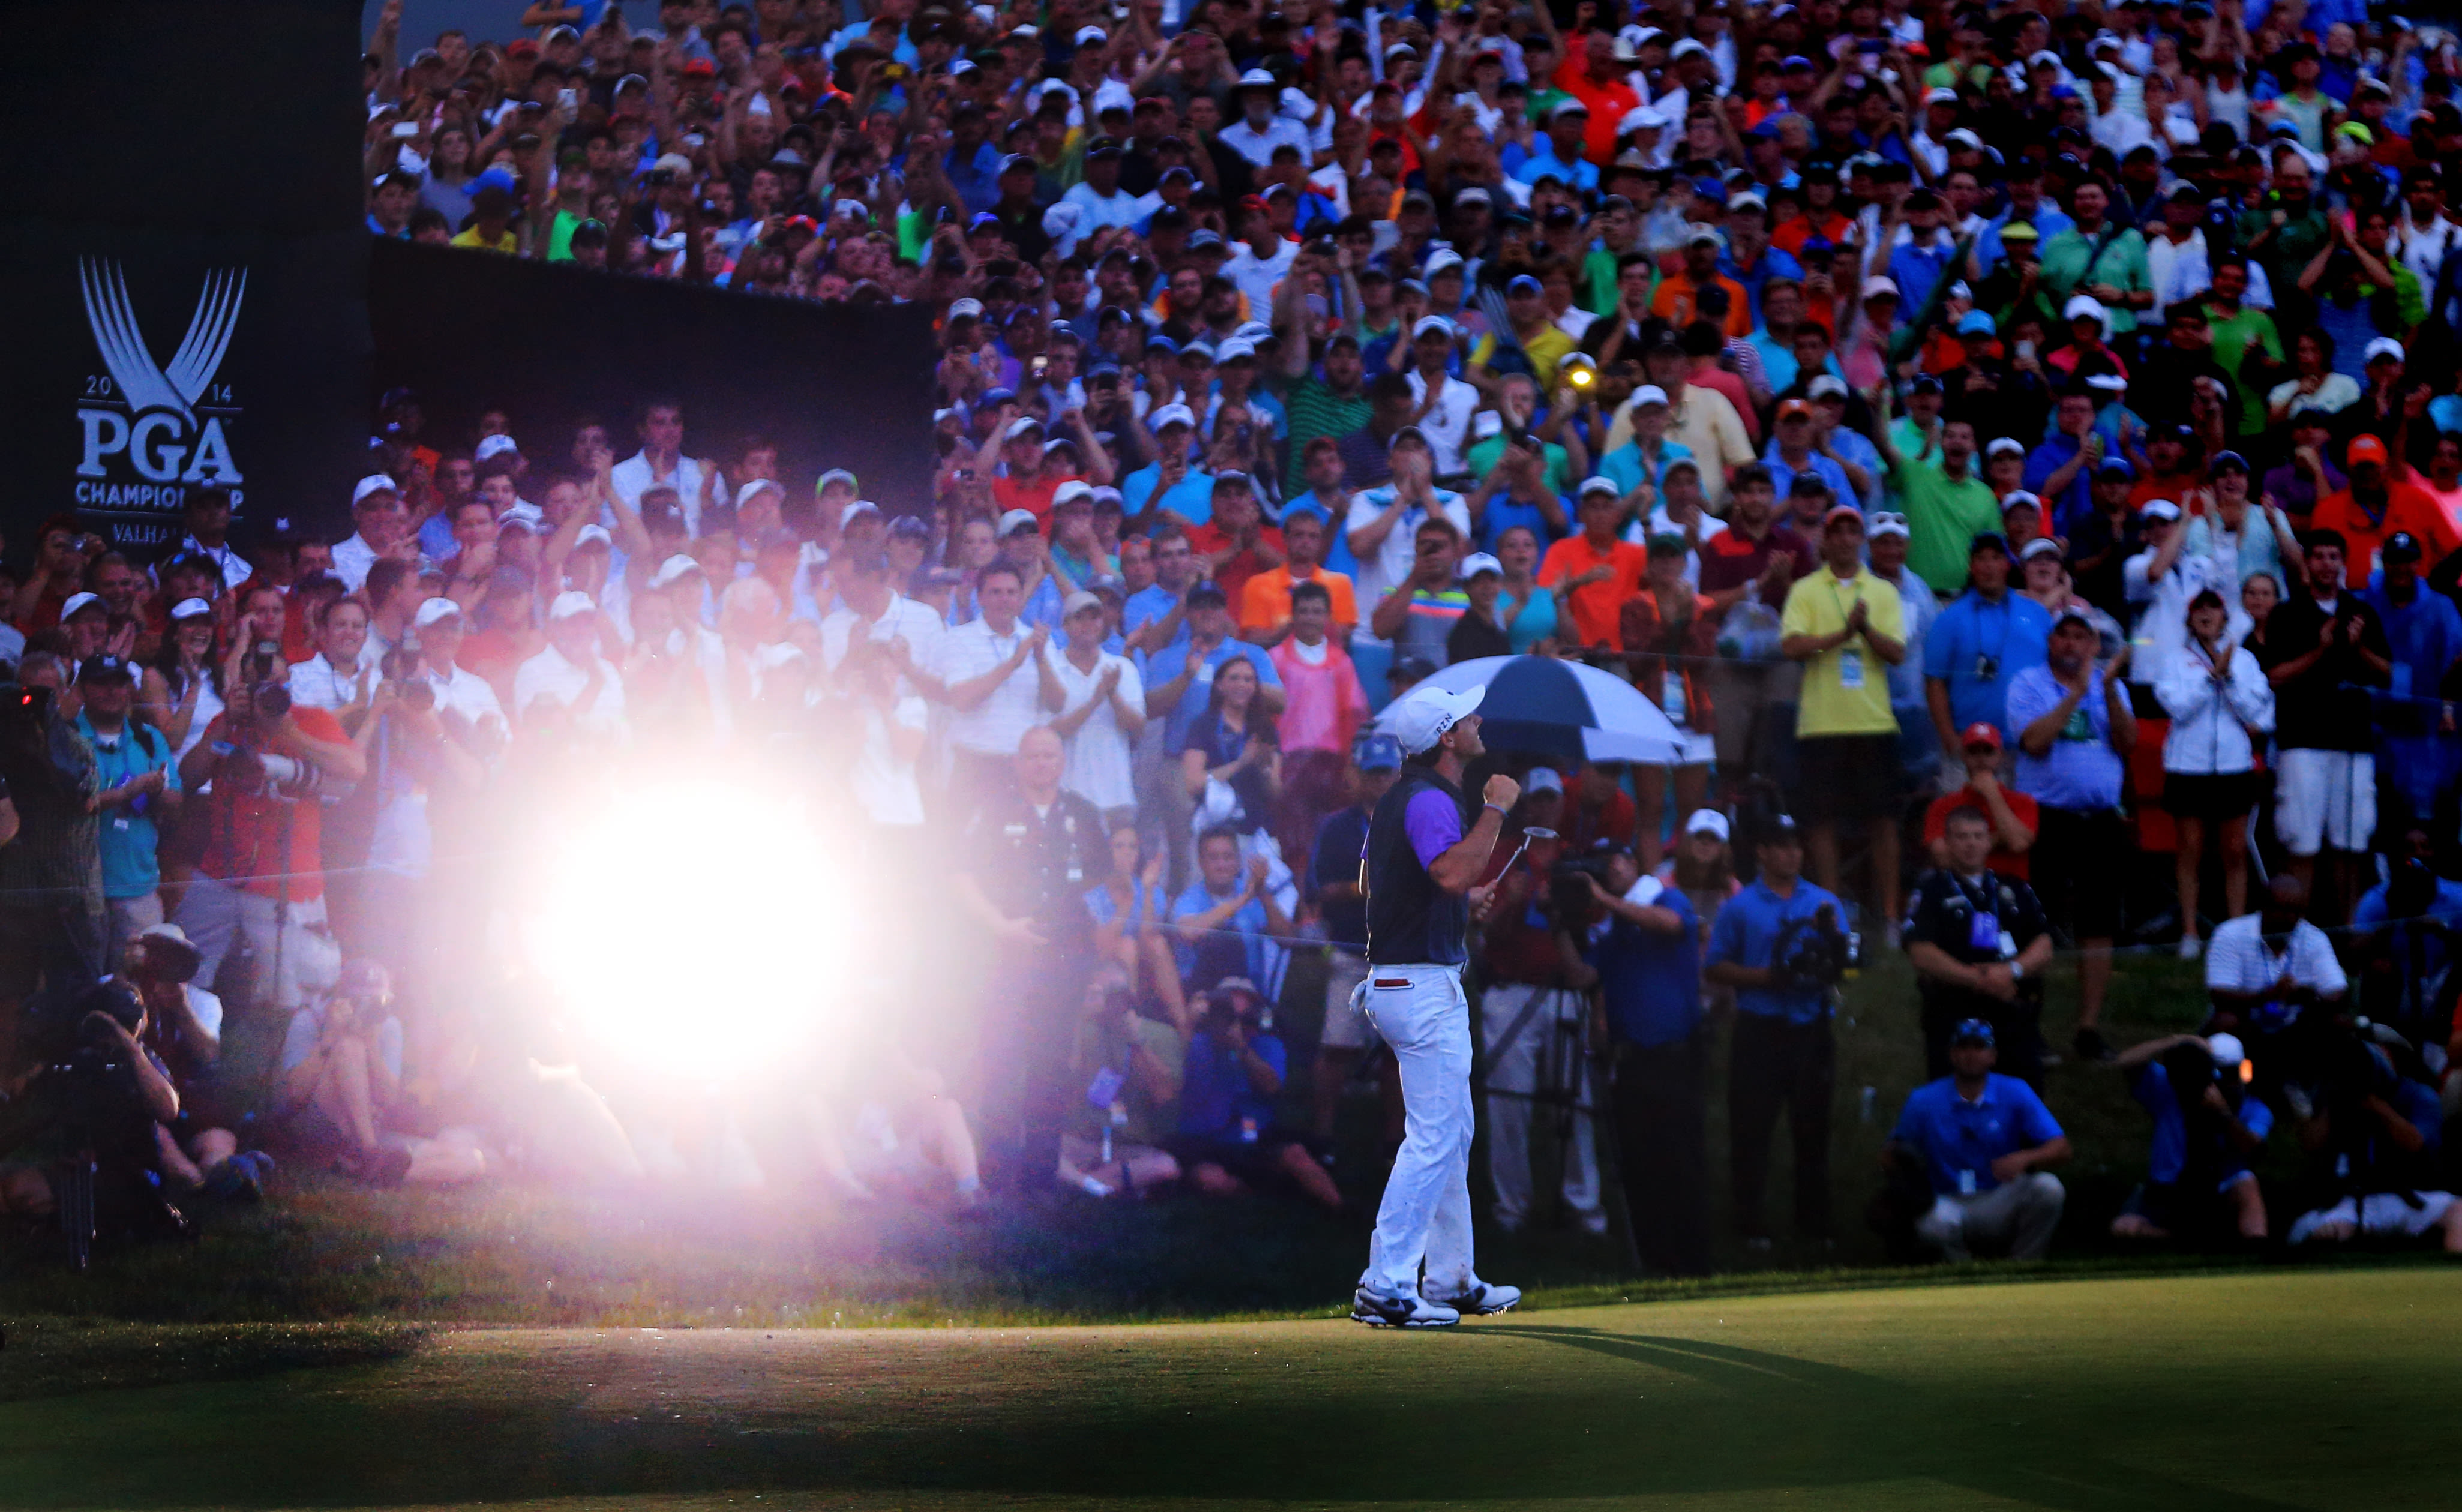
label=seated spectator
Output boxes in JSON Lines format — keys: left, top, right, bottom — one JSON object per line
{"left": 1170, "top": 976, "right": 1339, "bottom": 1210}
{"left": 2203, "top": 875, "right": 2349, "bottom": 1105}
{"left": 1887, "top": 1018, "right": 2071, "bottom": 1262}
{"left": 1061, "top": 968, "right": 1185, "bottom": 1198}
{"left": 2110, "top": 1032, "right": 2272, "bottom": 1244}
{"left": 275, "top": 960, "right": 478, "bottom": 1186}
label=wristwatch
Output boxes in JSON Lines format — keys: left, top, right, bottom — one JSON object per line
{"left": 2009, "top": 960, "right": 2025, "bottom": 982}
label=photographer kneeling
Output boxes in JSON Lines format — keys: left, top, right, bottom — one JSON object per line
{"left": 1170, "top": 977, "right": 1341, "bottom": 1211}
{"left": 272, "top": 959, "right": 417, "bottom": 1187}
{"left": 123, "top": 923, "right": 274, "bottom": 1201}
{"left": 0, "top": 980, "right": 185, "bottom": 1236}
{"left": 1887, "top": 1018, "right": 2071, "bottom": 1262}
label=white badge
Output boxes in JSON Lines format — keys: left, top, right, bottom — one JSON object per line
{"left": 1837, "top": 647, "right": 1864, "bottom": 689}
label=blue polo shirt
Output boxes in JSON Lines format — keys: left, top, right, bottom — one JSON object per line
{"left": 1923, "top": 590, "right": 2053, "bottom": 737}
{"left": 1169, "top": 880, "right": 1275, "bottom": 986}
{"left": 1512, "top": 146, "right": 1599, "bottom": 194}
{"left": 2350, "top": 876, "right": 2462, "bottom": 992}
{"left": 1123, "top": 463, "right": 1218, "bottom": 527}
{"left": 77, "top": 716, "right": 180, "bottom": 901}
{"left": 1891, "top": 1073, "right": 2065, "bottom": 1196}
{"left": 1178, "top": 1027, "right": 1288, "bottom": 1140}
{"left": 1705, "top": 875, "right": 1845, "bottom": 1024}
{"left": 2004, "top": 664, "right": 2125, "bottom": 811}
{"left": 2022, "top": 434, "right": 2094, "bottom": 535}
{"left": 1144, "top": 637, "right": 1282, "bottom": 751}
{"left": 1587, "top": 878, "right": 1703, "bottom": 1049}
{"left": 1123, "top": 583, "right": 1187, "bottom": 651}
{"left": 2134, "top": 1062, "right": 2274, "bottom": 1188}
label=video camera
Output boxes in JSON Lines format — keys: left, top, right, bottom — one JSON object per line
{"left": 1546, "top": 851, "right": 1617, "bottom": 929}
{"left": 380, "top": 647, "right": 435, "bottom": 712}
{"left": 1771, "top": 904, "right": 1860, "bottom": 993}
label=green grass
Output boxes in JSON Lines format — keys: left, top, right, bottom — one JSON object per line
{"left": 3, "top": 1267, "right": 2459, "bottom": 1508}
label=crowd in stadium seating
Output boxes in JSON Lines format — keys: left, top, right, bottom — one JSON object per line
{"left": 6, "top": 0, "right": 2462, "bottom": 1268}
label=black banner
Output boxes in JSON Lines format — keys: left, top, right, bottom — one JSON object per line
{"left": 369, "top": 241, "right": 939, "bottom": 518}
{"left": 0, "top": 0, "right": 371, "bottom": 552}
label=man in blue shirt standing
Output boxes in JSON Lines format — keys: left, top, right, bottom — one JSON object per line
{"left": 1578, "top": 847, "right": 1710, "bottom": 1276}
{"left": 2359, "top": 532, "right": 2462, "bottom": 833}
{"left": 1890, "top": 1018, "right": 2071, "bottom": 1261}
{"left": 1707, "top": 814, "right": 1848, "bottom": 1247}
{"left": 1924, "top": 534, "right": 2053, "bottom": 757}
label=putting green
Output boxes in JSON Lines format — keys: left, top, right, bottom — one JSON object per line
{"left": 2, "top": 1267, "right": 2454, "bottom": 1509}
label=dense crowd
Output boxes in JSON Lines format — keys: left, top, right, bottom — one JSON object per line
{"left": 5, "top": 0, "right": 2462, "bottom": 1269}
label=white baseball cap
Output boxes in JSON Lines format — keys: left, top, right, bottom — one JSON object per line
{"left": 1413, "top": 314, "right": 1455, "bottom": 340}
{"left": 2000, "top": 488, "right": 2043, "bottom": 512}
{"left": 413, "top": 596, "right": 463, "bottom": 629}
{"left": 574, "top": 523, "right": 614, "bottom": 549}
{"left": 2365, "top": 337, "right": 2406, "bottom": 364}
{"left": 650, "top": 553, "right": 703, "bottom": 589}
{"left": 548, "top": 590, "right": 596, "bottom": 621}
{"left": 1459, "top": 552, "right": 1503, "bottom": 578}
{"left": 169, "top": 596, "right": 214, "bottom": 620}
{"left": 2064, "top": 293, "right": 2108, "bottom": 322}
{"left": 998, "top": 508, "right": 1042, "bottom": 535}
{"left": 60, "top": 591, "right": 103, "bottom": 620}
{"left": 475, "top": 433, "right": 520, "bottom": 462}
{"left": 1866, "top": 511, "right": 1911, "bottom": 540}
{"left": 1987, "top": 436, "right": 2029, "bottom": 459}
{"left": 353, "top": 474, "right": 400, "bottom": 505}
{"left": 841, "top": 499, "right": 882, "bottom": 529}
{"left": 1052, "top": 479, "right": 1096, "bottom": 509}
{"left": 2140, "top": 498, "right": 2182, "bottom": 523}
{"left": 735, "top": 478, "right": 784, "bottom": 509}
{"left": 1384, "top": 683, "right": 1486, "bottom": 757}
{"left": 1684, "top": 808, "right": 1731, "bottom": 840}
{"left": 1004, "top": 415, "right": 1046, "bottom": 440}
{"left": 1150, "top": 402, "right": 1197, "bottom": 431}
{"left": 1525, "top": 766, "right": 1564, "bottom": 794}
{"left": 1578, "top": 475, "right": 1622, "bottom": 499}
{"left": 1861, "top": 275, "right": 1901, "bottom": 300}
{"left": 1633, "top": 384, "right": 1671, "bottom": 408}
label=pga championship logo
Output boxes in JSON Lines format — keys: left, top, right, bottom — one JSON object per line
{"left": 75, "top": 257, "right": 248, "bottom": 536}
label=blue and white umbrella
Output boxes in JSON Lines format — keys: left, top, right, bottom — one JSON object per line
{"left": 1385, "top": 655, "right": 1686, "bottom": 765}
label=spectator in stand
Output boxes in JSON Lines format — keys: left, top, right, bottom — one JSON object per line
{"left": 2155, "top": 589, "right": 2275, "bottom": 959}
{"left": 1040, "top": 590, "right": 1145, "bottom": 832}
{"left": 73, "top": 656, "right": 180, "bottom": 968}
{"left": 2359, "top": 533, "right": 2462, "bottom": 838}
{"left": 1171, "top": 826, "right": 1296, "bottom": 1000}
{"left": 2256, "top": 530, "right": 2391, "bottom": 922}
{"left": 940, "top": 562, "right": 1054, "bottom": 806}
{"left": 2007, "top": 611, "right": 2136, "bottom": 1061}
{"left": 1619, "top": 534, "right": 1719, "bottom": 872}
{"left": 1887, "top": 1018, "right": 2070, "bottom": 1262}
{"left": 1237, "top": 511, "right": 1356, "bottom": 646}
{"left": 1926, "top": 532, "right": 2053, "bottom": 761}
{"left": 1539, "top": 479, "right": 1650, "bottom": 655}
{"left": 1780, "top": 506, "right": 1906, "bottom": 934}
{"left": 1265, "top": 580, "right": 1367, "bottom": 862}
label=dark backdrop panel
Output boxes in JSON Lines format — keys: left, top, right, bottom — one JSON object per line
{"left": 370, "top": 241, "right": 939, "bottom": 518}
{"left": 0, "top": 0, "right": 372, "bottom": 553}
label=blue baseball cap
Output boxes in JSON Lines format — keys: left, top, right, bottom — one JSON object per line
{"left": 1950, "top": 1018, "right": 1996, "bottom": 1046}
{"left": 1353, "top": 732, "right": 1404, "bottom": 772}
{"left": 2094, "top": 456, "right": 2135, "bottom": 480}
{"left": 1506, "top": 273, "right": 1543, "bottom": 297}
{"left": 1957, "top": 310, "right": 1998, "bottom": 336}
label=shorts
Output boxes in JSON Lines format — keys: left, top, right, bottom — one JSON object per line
{"left": 1168, "top": 1130, "right": 1327, "bottom": 1190}
{"left": 1320, "top": 949, "right": 1379, "bottom": 1049}
{"left": 2031, "top": 806, "right": 2128, "bottom": 941}
{"left": 2274, "top": 749, "right": 2375, "bottom": 856}
{"left": 1794, "top": 733, "right": 1902, "bottom": 826}
{"left": 2289, "top": 1190, "right": 2457, "bottom": 1244}
{"left": 2161, "top": 770, "right": 2265, "bottom": 822}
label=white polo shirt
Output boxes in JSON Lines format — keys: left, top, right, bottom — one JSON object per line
{"left": 2204, "top": 913, "right": 2346, "bottom": 1027}
{"left": 1046, "top": 647, "right": 1144, "bottom": 812}
{"left": 512, "top": 644, "right": 628, "bottom": 737}
{"left": 937, "top": 617, "right": 1049, "bottom": 758}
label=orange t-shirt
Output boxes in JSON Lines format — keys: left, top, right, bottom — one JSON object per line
{"left": 1650, "top": 273, "right": 1754, "bottom": 339}
{"left": 1239, "top": 565, "right": 1359, "bottom": 636}
{"left": 1539, "top": 533, "right": 1647, "bottom": 649}
{"left": 2311, "top": 481, "right": 2443, "bottom": 576}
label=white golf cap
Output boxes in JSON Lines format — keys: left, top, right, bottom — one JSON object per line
{"left": 59, "top": 591, "right": 103, "bottom": 620}
{"left": 2365, "top": 337, "right": 2406, "bottom": 364}
{"left": 1809, "top": 375, "right": 1850, "bottom": 400}
{"left": 1525, "top": 766, "right": 1564, "bottom": 794}
{"left": 475, "top": 433, "right": 520, "bottom": 462}
{"left": 1383, "top": 683, "right": 1485, "bottom": 757}
{"left": 1238, "top": 67, "right": 1276, "bottom": 86}
{"left": 650, "top": 553, "right": 703, "bottom": 588}
{"left": 1861, "top": 275, "right": 1900, "bottom": 300}
{"left": 1866, "top": 510, "right": 1911, "bottom": 539}
{"left": 413, "top": 596, "right": 463, "bottom": 628}
{"left": 1004, "top": 415, "right": 1046, "bottom": 440}
{"left": 2140, "top": 498, "right": 2182, "bottom": 523}
{"left": 574, "top": 523, "right": 614, "bottom": 548}
{"left": 998, "top": 508, "right": 1042, "bottom": 535}
{"left": 1459, "top": 551, "right": 1503, "bottom": 578}
{"left": 1413, "top": 314, "right": 1455, "bottom": 340}
{"left": 548, "top": 590, "right": 596, "bottom": 621}
{"left": 1987, "top": 436, "right": 2029, "bottom": 459}
{"left": 1052, "top": 479, "right": 1096, "bottom": 509}
{"left": 1150, "top": 402, "right": 1198, "bottom": 431}
{"left": 1633, "top": 384, "right": 1671, "bottom": 407}
{"left": 1578, "top": 475, "right": 1621, "bottom": 499}
{"left": 2064, "top": 293, "right": 2107, "bottom": 321}
{"left": 2001, "top": 488, "right": 2043, "bottom": 511}
{"left": 353, "top": 473, "right": 399, "bottom": 505}
{"left": 2207, "top": 1031, "right": 2246, "bottom": 1066}
{"left": 841, "top": 499, "right": 881, "bottom": 528}
{"left": 169, "top": 596, "right": 214, "bottom": 620}
{"left": 1926, "top": 86, "right": 1959, "bottom": 104}
{"left": 735, "top": 478, "right": 784, "bottom": 509}
{"left": 1684, "top": 808, "right": 1731, "bottom": 839}
{"left": 1215, "top": 337, "right": 1257, "bottom": 361}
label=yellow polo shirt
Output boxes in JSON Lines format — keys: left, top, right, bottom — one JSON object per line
{"left": 1780, "top": 564, "right": 1903, "bottom": 737}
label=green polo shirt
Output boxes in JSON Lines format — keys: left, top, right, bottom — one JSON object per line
{"left": 2203, "top": 301, "right": 2283, "bottom": 439}
{"left": 1279, "top": 375, "right": 1374, "bottom": 473}
{"left": 2037, "top": 224, "right": 2152, "bottom": 334}
{"left": 1891, "top": 452, "right": 2002, "bottom": 594}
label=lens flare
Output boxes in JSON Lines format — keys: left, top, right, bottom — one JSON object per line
{"left": 527, "top": 778, "right": 847, "bottom": 1081}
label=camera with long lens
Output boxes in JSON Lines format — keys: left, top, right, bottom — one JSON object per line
{"left": 1546, "top": 851, "right": 1616, "bottom": 929}
{"left": 380, "top": 647, "right": 435, "bottom": 712}
{"left": 220, "top": 640, "right": 320, "bottom": 799}
{"left": 1772, "top": 903, "right": 1859, "bottom": 992}
{"left": 242, "top": 639, "right": 290, "bottom": 722}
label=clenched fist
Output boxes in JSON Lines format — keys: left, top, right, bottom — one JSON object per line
{"left": 1482, "top": 774, "right": 1521, "bottom": 812}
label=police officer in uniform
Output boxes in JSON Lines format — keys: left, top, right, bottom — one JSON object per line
{"left": 955, "top": 726, "right": 1113, "bottom": 1195}
{"left": 1903, "top": 805, "right": 2055, "bottom": 1084}
{"left": 1351, "top": 684, "right": 1525, "bottom": 1328}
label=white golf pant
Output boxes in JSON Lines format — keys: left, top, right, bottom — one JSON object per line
{"left": 1480, "top": 983, "right": 1602, "bottom": 1229}
{"left": 1359, "top": 962, "right": 1477, "bottom": 1300}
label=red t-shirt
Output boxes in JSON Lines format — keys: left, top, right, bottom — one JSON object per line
{"left": 1563, "top": 788, "right": 1639, "bottom": 853}
{"left": 193, "top": 706, "right": 350, "bottom": 902}
{"left": 1921, "top": 787, "right": 2041, "bottom": 882}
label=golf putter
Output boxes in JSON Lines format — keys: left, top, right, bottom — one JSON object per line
{"left": 1500, "top": 826, "right": 1557, "bottom": 875}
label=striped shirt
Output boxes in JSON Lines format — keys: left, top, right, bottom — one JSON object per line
{"left": 1396, "top": 587, "right": 1470, "bottom": 668}
{"left": 1280, "top": 376, "right": 1373, "bottom": 473}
